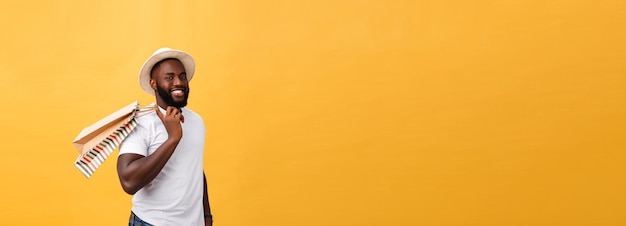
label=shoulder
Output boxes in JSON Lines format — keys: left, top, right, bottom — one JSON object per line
{"left": 134, "top": 111, "right": 164, "bottom": 130}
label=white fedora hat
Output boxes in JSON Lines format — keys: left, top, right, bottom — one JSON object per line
{"left": 138, "top": 47, "right": 195, "bottom": 95}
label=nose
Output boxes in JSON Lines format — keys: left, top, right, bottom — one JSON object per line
{"left": 173, "top": 76, "right": 183, "bottom": 86}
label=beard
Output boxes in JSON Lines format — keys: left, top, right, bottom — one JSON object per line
{"left": 156, "top": 83, "right": 189, "bottom": 108}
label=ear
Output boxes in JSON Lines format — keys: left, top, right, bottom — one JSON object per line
{"left": 150, "top": 79, "right": 157, "bottom": 92}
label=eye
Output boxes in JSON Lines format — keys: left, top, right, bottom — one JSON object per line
{"left": 180, "top": 75, "right": 187, "bottom": 81}
{"left": 166, "top": 76, "right": 173, "bottom": 80}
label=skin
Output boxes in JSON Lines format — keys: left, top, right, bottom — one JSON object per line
{"left": 117, "top": 59, "right": 212, "bottom": 225}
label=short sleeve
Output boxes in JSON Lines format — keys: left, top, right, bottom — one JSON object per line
{"left": 119, "top": 124, "right": 149, "bottom": 157}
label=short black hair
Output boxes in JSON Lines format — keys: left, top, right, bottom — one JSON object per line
{"left": 150, "top": 58, "right": 181, "bottom": 79}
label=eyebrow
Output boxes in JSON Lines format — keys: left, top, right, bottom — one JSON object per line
{"left": 164, "top": 72, "right": 186, "bottom": 75}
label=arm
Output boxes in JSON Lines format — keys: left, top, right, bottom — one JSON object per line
{"left": 204, "top": 172, "right": 213, "bottom": 226}
{"left": 117, "top": 106, "right": 184, "bottom": 195}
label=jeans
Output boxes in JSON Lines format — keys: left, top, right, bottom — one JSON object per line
{"left": 129, "top": 211, "right": 153, "bottom": 226}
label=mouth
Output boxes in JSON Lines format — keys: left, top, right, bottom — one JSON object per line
{"left": 170, "top": 88, "right": 186, "bottom": 98}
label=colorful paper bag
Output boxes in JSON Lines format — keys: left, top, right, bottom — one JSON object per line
{"left": 72, "top": 101, "right": 154, "bottom": 178}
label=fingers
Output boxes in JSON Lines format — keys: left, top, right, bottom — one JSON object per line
{"left": 170, "top": 107, "right": 184, "bottom": 123}
{"left": 166, "top": 106, "right": 176, "bottom": 116}
{"left": 168, "top": 107, "right": 184, "bottom": 123}
{"left": 157, "top": 106, "right": 184, "bottom": 123}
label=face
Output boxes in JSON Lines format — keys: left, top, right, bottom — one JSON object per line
{"left": 150, "top": 59, "right": 190, "bottom": 108}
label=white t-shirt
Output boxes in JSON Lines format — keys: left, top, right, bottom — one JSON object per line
{"left": 119, "top": 107, "right": 206, "bottom": 226}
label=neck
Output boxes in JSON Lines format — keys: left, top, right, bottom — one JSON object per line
{"left": 155, "top": 99, "right": 169, "bottom": 110}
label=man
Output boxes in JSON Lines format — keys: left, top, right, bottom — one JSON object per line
{"left": 117, "top": 48, "right": 213, "bottom": 225}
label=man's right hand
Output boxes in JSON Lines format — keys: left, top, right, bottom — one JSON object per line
{"left": 118, "top": 106, "right": 186, "bottom": 195}
{"left": 155, "top": 106, "right": 184, "bottom": 140}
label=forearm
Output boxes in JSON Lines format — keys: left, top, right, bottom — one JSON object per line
{"left": 118, "top": 138, "right": 180, "bottom": 194}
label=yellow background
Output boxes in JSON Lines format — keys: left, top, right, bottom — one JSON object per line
{"left": 1, "top": 0, "right": 625, "bottom": 225}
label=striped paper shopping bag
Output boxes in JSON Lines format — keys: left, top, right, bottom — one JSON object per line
{"left": 72, "top": 101, "right": 155, "bottom": 178}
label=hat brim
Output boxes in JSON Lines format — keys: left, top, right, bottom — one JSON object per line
{"left": 139, "top": 49, "right": 195, "bottom": 95}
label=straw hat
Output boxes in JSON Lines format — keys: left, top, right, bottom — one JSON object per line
{"left": 138, "top": 47, "right": 195, "bottom": 95}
